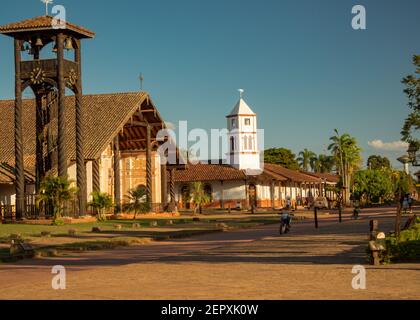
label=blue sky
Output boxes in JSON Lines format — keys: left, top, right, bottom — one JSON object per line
{"left": 1, "top": 0, "right": 419, "bottom": 169}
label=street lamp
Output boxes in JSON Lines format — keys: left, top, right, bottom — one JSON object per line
{"left": 397, "top": 155, "right": 411, "bottom": 174}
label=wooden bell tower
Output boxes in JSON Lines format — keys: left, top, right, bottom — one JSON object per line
{"left": 0, "top": 16, "right": 95, "bottom": 219}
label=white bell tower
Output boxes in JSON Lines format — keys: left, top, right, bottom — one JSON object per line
{"left": 227, "top": 89, "right": 261, "bottom": 174}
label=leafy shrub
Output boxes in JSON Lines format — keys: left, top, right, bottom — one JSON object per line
{"left": 52, "top": 219, "right": 65, "bottom": 226}
{"left": 383, "top": 221, "right": 420, "bottom": 262}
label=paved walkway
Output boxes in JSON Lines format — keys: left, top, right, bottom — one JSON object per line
{"left": 0, "top": 207, "right": 419, "bottom": 300}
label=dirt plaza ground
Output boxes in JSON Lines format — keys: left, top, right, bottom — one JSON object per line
{"left": 0, "top": 207, "right": 419, "bottom": 300}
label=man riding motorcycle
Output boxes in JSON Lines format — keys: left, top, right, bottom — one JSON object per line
{"left": 279, "top": 205, "right": 292, "bottom": 234}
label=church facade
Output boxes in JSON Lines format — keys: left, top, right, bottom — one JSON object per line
{"left": 0, "top": 15, "right": 181, "bottom": 220}
{"left": 174, "top": 96, "right": 339, "bottom": 210}
{"left": 0, "top": 92, "right": 175, "bottom": 218}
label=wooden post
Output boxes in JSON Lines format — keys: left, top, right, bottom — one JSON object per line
{"left": 161, "top": 164, "right": 168, "bottom": 210}
{"left": 75, "top": 40, "right": 87, "bottom": 216}
{"left": 314, "top": 207, "right": 319, "bottom": 229}
{"left": 338, "top": 204, "right": 342, "bottom": 223}
{"left": 57, "top": 33, "right": 67, "bottom": 178}
{"left": 14, "top": 38, "right": 25, "bottom": 220}
{"left": 146, "top": 125, "right": 153, "bottom": 208}
{"left": 113, "top": 137, "right": 121, "bottom": 213}
{"left": 169, "top": 168, "right": 176, "bottom": 211}
{"left": 395, "top": 192, "right": 402, "bottom": 239}
{"left": 46, "top": 92, "right": 54, "bottom": 172}
{"left": 92, "top": 159, "right": 100, "bottom": 193}
{"left": 35, "top": 93, "right": 44, "bottom": 193}
{"left": 220, "top": 180, "right": 225, "bottom": 209}
{"left": 270, "top": 181, "right": 275, "bottom": 210}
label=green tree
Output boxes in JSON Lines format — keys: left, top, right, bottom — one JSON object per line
{"left": 264, "top": 148, "right": 299, "bottom": 170}
{"left": 353, "top": 170, "right": 394, "bottom": 205}
{"left": 310, "top": 154, "right": 335, "bottom": 173}
{"left": 328, "top": 129, "right": 362, "bottom": 205}
{"left": 189, "top": 182, "right": 211, "bottom": 215}
{"left": 401, "top": 55, "right": 420, "bottom": 146}
{"left": 297, "top": 149, "right": 316, "bottom": 171}
{"left": 126, "top": 187, "right": 151, "bottom": 219}
{"left": 36, "top": 175, "right": 78, "bottom": 223}
{"left": 89, "top": 191, "right": 113, "bottom": 222}
{"left": 367, "top": 155, "right": 391, "bottom": 170}
{"left": 391, "top": 170, "right": 416, "bottom": 239}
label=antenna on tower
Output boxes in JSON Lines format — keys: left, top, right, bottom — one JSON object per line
{"left": 139, "top": 73, "right": 144, "bottom": 91}
{"left": 238, "top": 88, "right": 244, "bottom": 99}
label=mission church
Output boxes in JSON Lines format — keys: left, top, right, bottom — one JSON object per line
{"left": 0, "top": 13, "right": 338, "bottom": 221}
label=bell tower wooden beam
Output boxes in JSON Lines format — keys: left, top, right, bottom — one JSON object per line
{"left": 146, "top": 124, "right": 153, "bottom": 209}
{"left": 92, "top": 159, "right": 100, "bottom": 193}
{"left": 57, "top": 33, "right": 67, "bottom": 178}
{"left": 75, "top": 39, "right": 87, "bottom": 215}
{"left": 35, "top": 93, "right": 44, "bottom": 192}
{"left": 14, "top": 38, "right": 25, "bottom": 220}
{"left": 113, "top": 136, "right": 121, "bottom": 213}
{"left": 161, "top": 164, "right": 168, "bottom": 211}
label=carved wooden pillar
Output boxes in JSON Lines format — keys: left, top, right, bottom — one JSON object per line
{"left": 146, "top": 125, "right": 153, "bottom": 206}
{"left": 75, "top": 40, "right": 86, "bottom": 215}
{"left": 169, "top": 168, "right": 176, "bottom": 210}
{"left": 35, "top": 93, "right": 44, "bottom": 192}
{"left": 45, "top": 92, "right": 53, "bottom": 172}
{"left": 14, "top": 38, "right": 24, "bottom": 220}
{"left": 57, "top": 33, "right": 67, "bottom": 178}
{"left": 161, "top": 164, "right": 168, "bottom": 210}
{"left": 92, "top": 159, "right": 100, "bottom": 193}
{"left": 220, "top": 180, "right": 225, "bottom": 209}
{"left": 113, "top": 136, "right": 121, "bottom": 213}
{"left": 270, "top": 181, "right": 275, "bottom": 210}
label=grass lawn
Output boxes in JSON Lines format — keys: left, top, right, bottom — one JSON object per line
{"left": 0, "top": 215, "right": 281, "bottom": 261}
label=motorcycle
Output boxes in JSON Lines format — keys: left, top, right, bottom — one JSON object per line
{"left": 279, "top": 218, "right": 291, "bottom": 235}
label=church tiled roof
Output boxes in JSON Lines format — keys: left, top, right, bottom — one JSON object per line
{"left": 0, "top": 16, "right": 95, "bottom": 38}
{"left": 0, "top": 92, "right": 165, "bottom": 178}
{"left": 174, "top": 162, "right": 330, "bottom": 184}
{"left": 263, "top": 163, "right": 322, "bottom": 183}
{"left": 303, "top": 172, "right": 340, "bottom": 183}
{"left": 175, "top": 163, "right": 248, "bottom": 182}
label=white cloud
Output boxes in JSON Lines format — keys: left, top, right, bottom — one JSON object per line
{"left": 368, "top": 140, "right": 409, "bottom": 152}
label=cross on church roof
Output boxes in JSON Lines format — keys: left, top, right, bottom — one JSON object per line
{"left": 41, "top": 0, "right": 53, "bottom": 16}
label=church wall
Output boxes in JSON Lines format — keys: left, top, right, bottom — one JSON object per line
{"left": 67, "top": 161, "right": 94, "bottom": 202}
{"left": 119, "top": 151, "right": 162, "bottom": 208}
{"left": 175, "top": 180, "right": 247, "bottom": 209}
{"left": 0, "top": 184, "right": 15, "bottom": 206}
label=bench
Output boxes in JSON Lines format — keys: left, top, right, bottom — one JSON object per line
{"left": 10, "top": 241, "right": 35, "bottom": 259}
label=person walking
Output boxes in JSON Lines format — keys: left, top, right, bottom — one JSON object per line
{"left": 408, "top": 194, "right": 413, "bottom": 214}
{"left": 402, "top": 194, "right": 409, "bottom": 215}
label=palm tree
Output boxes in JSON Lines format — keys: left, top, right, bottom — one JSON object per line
{"left": 126, "top": 187, "right": 151, "bottom": 219}
{"left": 189, "top": 182, "right": 211, "bottom": 215}
{"left": 310, "top": 155, "right": 321, "bottom": 173}
{"left": 311, "top": 154, "right": 335, "bottom": 173}
{"left": 328, "top": 129, "right": 362, "bottom": 205}
{"left": 319, "top": 155, "right": 335, "bottom": 173}
{"left": 89, "top": 191, "right": 113, "bottom": 222}
{"left": 298, "top": 149, "right": 316, "bottom": 172}
{"left": 36, "top": 175, "right": 78, "bottom": 223}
